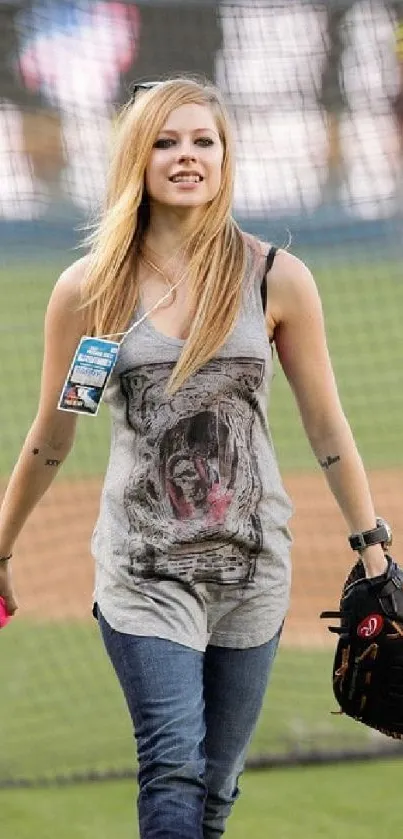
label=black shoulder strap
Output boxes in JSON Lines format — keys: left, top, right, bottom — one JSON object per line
{"left": 260, "top": 245, "right": 277, "bottom": 313}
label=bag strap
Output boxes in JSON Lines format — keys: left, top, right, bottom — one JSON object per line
{"left": 260, "top": 245, "right": 277, "bottom": 313}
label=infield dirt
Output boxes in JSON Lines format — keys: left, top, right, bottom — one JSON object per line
{"left": 9, "top": 468, "right": 403, "bottom": 646}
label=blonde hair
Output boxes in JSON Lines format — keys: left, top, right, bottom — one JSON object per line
{"left": 81, "top": 78, "right": 255, "bottom": 393}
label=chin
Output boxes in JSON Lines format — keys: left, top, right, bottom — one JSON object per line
{"left": 167, "top": 197, "right": 211, "bottom": 209}
{"left": 151, "top": 193, "right": 214, "bottom": 213}
{"left": 176, "top": 198, "right": 210, "bottom": 207}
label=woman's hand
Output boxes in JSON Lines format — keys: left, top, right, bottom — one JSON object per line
{"left": 0, "top": 558, "right": 18, "bottom": 616}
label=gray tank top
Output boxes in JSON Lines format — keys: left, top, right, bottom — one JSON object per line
{"left": 92, "top": 240, "right": 293, "bottom": 650}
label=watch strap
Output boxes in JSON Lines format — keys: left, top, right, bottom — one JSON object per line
{"left": 348, "top": 519, "right": 392, "bottom": 552}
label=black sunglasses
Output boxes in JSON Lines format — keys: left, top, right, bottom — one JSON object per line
{"left": 131, "top": 82, "right": 160, "bottom": 100}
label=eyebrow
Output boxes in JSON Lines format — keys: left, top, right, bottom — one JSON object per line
{"left": 158, "top": 127, "right": 220, "bottom": 136}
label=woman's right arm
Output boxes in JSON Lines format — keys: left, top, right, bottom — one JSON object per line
{"left": 0, "top": 257, "right": 89, "bottom": 614}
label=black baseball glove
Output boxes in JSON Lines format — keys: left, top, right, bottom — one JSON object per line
{"left": 321, "top": 555, "right": 403, "bottom": 739}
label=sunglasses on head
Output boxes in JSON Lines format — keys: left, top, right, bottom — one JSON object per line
{"left": 131, "top": 82, "right": 160, "bottom": 100}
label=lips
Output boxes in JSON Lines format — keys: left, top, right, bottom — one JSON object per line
{"left": 169, "top": 171, "right": 204, "bottom": 183}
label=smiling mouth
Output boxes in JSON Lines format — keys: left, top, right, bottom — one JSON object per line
{"left": 169, "top": 174, "right": 203, "bottom": 183}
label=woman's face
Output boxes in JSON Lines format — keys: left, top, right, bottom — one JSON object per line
{"left": 145, "top": 103, "right": 224, "bottom": 210}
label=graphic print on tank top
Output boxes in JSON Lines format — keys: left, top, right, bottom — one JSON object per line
{"left": 120, "top": 356, "right": 266, "bottom": 586}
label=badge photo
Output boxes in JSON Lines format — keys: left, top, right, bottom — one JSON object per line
{"left": 58, "top": 336, "right": 119, "bottom": 416}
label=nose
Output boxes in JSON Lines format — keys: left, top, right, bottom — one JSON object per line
{"left": 177, "top": 143, "right": 197, "bottom": 163}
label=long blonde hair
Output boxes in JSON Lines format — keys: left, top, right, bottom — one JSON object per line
{"left": 81, "top": 78, "right": 252, "bottom": 393}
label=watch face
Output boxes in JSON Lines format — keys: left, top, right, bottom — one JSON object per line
{"left": 376, "top": 517, "right": 393, "bottom": 548}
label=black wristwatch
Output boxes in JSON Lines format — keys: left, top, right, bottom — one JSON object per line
{"left": 348, "top": 517, "right": 393, "bottom": 553}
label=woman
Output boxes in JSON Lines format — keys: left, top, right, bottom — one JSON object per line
{"left": 0, "top": 78, "right": 389, "bottom": 838}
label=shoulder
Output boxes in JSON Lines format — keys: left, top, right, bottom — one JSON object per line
{"left": 266, "top": 248, "right": 322, "bottom": 328}
{"left": 49, "top": 255, "right": 90, "bottom": 309}
{"left": 45, "top": 255, "right": 91, "bottom": 336}
{"left": 48, "top": 255, "right": 89, "bottom": 312}
{"left": 265, "top": 246, "right": 312, "bottom": 282}
{"left": 238, "top": 231, "right": 320, "bottom": 318}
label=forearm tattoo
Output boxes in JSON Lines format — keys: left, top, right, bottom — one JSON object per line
{"left": 319, "top": 454, "right": 341, "bottom": 470}
{"left": 31, "top": 449, "right": 61, "bottom": 467}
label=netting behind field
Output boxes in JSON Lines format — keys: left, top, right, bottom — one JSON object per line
{"left": 1, "top": 0, "right": 403, "bottom": 786}
{"left": 2, "top": 0, "right": 403, "bottom": 219}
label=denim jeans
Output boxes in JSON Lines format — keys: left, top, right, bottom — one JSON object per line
{"left": 98, "top": 612, "right": 280, "bottom": 838}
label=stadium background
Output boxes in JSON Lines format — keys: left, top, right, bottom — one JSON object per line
{"left": 1, "top": 0, "right": 402, "bottom": 801}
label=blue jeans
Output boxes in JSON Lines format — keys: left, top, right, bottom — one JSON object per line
{"left": 98, "top": 612, "right": 280, "bottom": 838}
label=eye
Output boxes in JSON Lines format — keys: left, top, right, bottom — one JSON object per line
{"left": 153, "top": 138, "right": 175, "bottom": 149}
{"left": 195, "top": 137, "right": 214, "bottom": 147}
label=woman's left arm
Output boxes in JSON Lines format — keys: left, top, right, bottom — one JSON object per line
{"left": 268, "top": 249, "right": 388, "bottom": 578}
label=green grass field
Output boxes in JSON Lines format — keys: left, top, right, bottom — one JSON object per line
{"left": 2, "top": 759, "right": 403, "bottom": 839}
{"left": 0, "top": 253, "right": 402, "bottom": 478}
{"left": 0, "top": 620, "right": 382, "bottom": 784}
{"left": 1, "top": 250, "right": 402, "bottom": 828}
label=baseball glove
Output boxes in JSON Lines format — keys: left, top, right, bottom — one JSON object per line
{"left": 321, "top": 555, "right": 403, "bottom": 739}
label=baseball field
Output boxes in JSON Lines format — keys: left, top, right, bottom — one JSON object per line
{"left": 1, "top": 252, "right": 402, "bottom": 835}
{"left": 1, "top": 758, "right": 403, "bottom": 839}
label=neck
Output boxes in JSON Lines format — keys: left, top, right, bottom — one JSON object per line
{"left": 144, "top": 204, "right": 202, "bottom": 259}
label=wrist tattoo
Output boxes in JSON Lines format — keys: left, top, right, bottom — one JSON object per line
{"left": 319, "top": 454, "right": 341, "bottom": 470}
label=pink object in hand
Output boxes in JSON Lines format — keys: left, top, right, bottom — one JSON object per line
{"left": 0, "top": 596, "right": 11, "bottom": 628}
